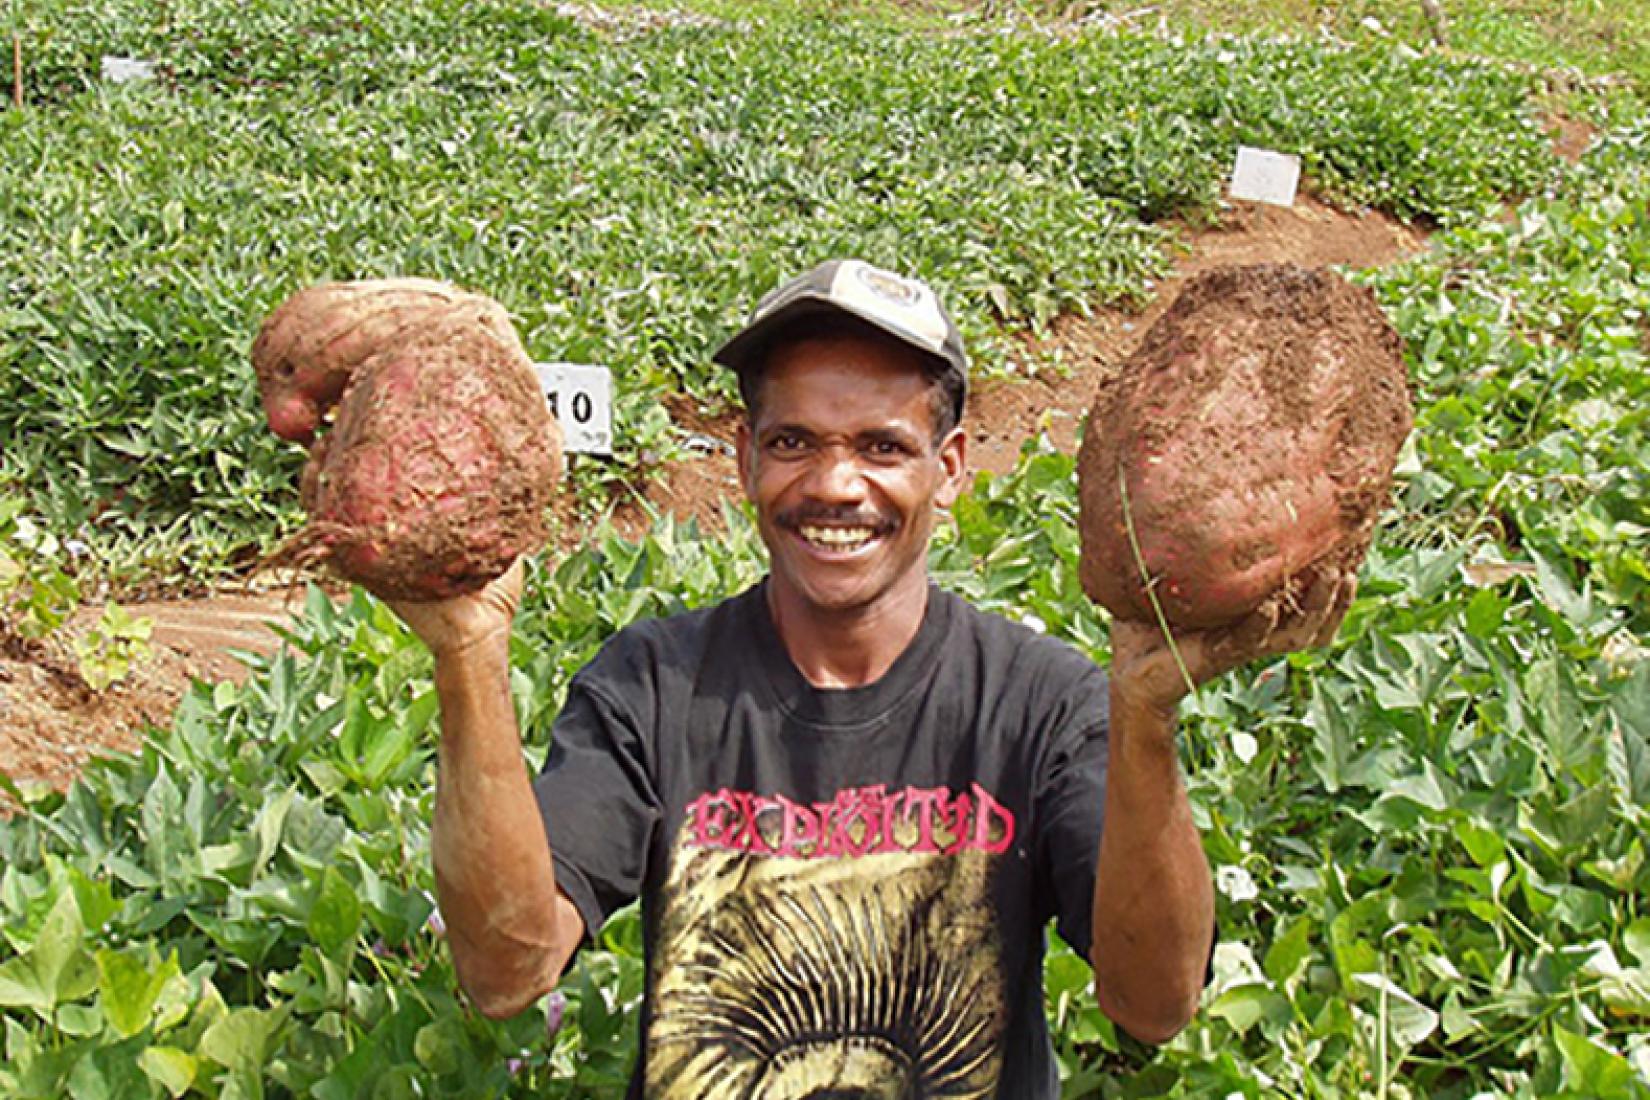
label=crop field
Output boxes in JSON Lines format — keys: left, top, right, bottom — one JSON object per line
{"left": 2, "top": 0, "right": 1648, "bottom": 1097}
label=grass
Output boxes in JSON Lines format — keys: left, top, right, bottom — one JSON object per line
{"left": 3, "top": 0, "right": 1575, "bottom": 585}
{"left": 617, "top": 0, "right": 1650, "bottom": 88}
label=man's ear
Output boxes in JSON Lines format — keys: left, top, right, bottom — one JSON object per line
{"left": 735, "top": 421, "right": 757, "bottom": 502}
{"left": 934, "top": 426, "right": 967, "bottom": 509}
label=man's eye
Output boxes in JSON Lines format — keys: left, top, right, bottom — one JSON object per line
{"left": 768, "top": 434, "right": 806, "bottom": 453}
{"left": 867, "top": 439, "right": 908, "bottom": 458}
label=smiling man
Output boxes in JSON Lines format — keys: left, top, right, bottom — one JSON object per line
{"left": 395, "top": 260, "right": 1353, "bottom": 1098}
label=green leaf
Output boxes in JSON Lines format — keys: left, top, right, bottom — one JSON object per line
{"left": 359, "top": 703, "right": 418, "bottom": 787}
{"left": 1528, "top": 657, "right": 1605, "bottom": 783}
{"left": 1454, "top": 818, "right": 1506, "bottom": 868}
{"left": 140, "top": 766, "right": 186, "bottom": 886}
{"left": 1611, "top": 668, "right": 1650, "bottom": 804}
{"left": 138, "top": 1047, "right": 198, "bottom": 1099}
{"left": 198, "top": 1004, "right": 290, "bottom": 1076}
{"left": 1263, "top": 917, "right": 1314, "bottom": 986}
{"left": 64, "top": 867, "right": 120, "bottom": 935}
{"left": 0, "top": 888, "right": 96, "bottom": 1018}
{"left": 1626, "top": 917, "right": 1650, "bottom": 967}
{"left": 1352, "top": 972, "right": 1439, "bottom": 1048}
{"left": 1440, "top": 992, "right": 1479, "bottom": 1043}
{"left": 96, "top": 947, "right": 179, "bottom": 1039}
{"left": 1463, "top": 587, "right": 1508, "bottom": 639}
{"left": 1554, "top": 1026, "right": 1645, "bottom": 1099}
{"left": 252, "top": 785, "right": 297, "bottom": 880}
{"left": 1532, "top": 551, "right": 1597, "bottom": 628}
{"left": 1207, "top": 984, "right": 1284, "bottom": 1036}
{"left": 306, "top": 866, "right": 362, "bottom": 957}
{"left": 413, "top": 1017, "right": 465, "bottom": 1076}
{"left": 65, "top": 1035, "right": 153, "bottom": 1099}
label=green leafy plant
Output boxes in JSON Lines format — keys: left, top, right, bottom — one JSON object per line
{"left": 3, "top": 0, "right": 1565, "bottom": 586}
{"left": 2, "top": 495, "right": 155, "bottom": 691}
{"left": 0, "top": 495, "right": 82, "bottom": 639}
{"left": 71, "top": 602, "right": 155, "bottom": 692}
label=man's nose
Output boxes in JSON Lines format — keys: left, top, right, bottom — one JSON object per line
{"left": 803, "top": 445, "right": 868, "bottom": 501}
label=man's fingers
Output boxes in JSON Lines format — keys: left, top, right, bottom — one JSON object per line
{"left": 1199, "top": 600, "right": 1278, "bottom": 677}
{"left": 1135, "top": 567, "right": 1360, "bottom": 696}
{"left": 1280, "top": 568, "right": 1355, "bottom": 653}
{"left": 1221, "top": 568, "right": 1354, "bottom": 664}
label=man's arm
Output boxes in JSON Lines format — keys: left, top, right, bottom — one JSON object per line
{"left": 392, "top": 560, "right": 585, "bottom": 1018}
{"left": 1090, "top": 569, "right": 1355, "bottom": 1042}
{"left": 1088, "top": 684, "right": 1214, "bottom": 1044}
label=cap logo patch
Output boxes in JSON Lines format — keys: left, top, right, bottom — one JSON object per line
{"left": 828, "top": 261, "right": 948, "bottom": 352}
{"left": 854, "top": 265, "right": 922, "bottom": 307}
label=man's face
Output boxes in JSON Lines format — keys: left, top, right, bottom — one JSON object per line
{"left": 736, "top": 333, "right": 966, "bottom": 620}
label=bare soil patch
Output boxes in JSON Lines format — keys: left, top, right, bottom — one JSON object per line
{"left": 0, "top": 587, "right": 309, "bottom": 812}
{"left": 1546, "top": 111, "right": 1600, "bottom": 164}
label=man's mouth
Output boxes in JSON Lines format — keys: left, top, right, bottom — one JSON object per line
{"left": 779, "top": 507, "right": 895, "bottom": 556}
{"left": 797, "top": 523, "right": 879, "bottom": 552}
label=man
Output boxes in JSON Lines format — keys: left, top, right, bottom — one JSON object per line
{"left": 391, "top": 260, "right": 1352, "bottom": 1097}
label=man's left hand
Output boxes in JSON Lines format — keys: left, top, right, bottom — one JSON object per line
{"left": 1108, "top": 568, "right": 1357, "bottom": 718}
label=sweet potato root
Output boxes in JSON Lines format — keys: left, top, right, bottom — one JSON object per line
{"left": 254, "top": 281, "right": 562, "bottom": 601}
{"left": 1077, "top": 263, "right": 1412, "bottom": 630}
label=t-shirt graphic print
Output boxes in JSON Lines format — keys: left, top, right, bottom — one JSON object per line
{"left": 647, "top": 783, "right": 1018, "bottom": 1096}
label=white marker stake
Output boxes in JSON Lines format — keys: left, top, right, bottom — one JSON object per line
{"left": 101, "top": 56, "right": 157, "bottom": 83}
{"left": 1230, "top": 146, "right": 1301, "bottom": 208}
{"left": 535, "top": 363, "right": 613, "bottom": 457}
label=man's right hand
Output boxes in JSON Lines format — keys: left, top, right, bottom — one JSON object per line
{"left": 387, "top": 557, "right": 525, "bottom": 660}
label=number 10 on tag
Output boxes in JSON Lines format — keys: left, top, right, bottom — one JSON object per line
{"left": 535, "top": 363, "right": 614, "bottom": 456}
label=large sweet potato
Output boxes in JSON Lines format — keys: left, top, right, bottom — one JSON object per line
{"left": 1077, "top": 263, "right": 1412, "bottom": 630}
{"left": 254, "top": 281, "right": 563, "bottom": 601}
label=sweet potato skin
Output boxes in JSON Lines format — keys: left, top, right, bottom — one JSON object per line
{"left": 252, "top": 278, "right": 469, "bottom": 444}
{"left": 254, "top": 281, "right": 563, "bottom": 601}
{"left": 1077, "top": 264, "right": 1412, "bottom": 629}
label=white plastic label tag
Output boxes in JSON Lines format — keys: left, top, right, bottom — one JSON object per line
{"left": 101, "top": 57, "right": 158, "bottom": 83}
{"left": 1230, "top": 146, "right": 1301, "bottom": 207}
{"left": 535, "top": 363, "right": 613, "bottom": 456}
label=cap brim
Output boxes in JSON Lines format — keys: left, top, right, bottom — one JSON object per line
{"left": 713, "top": 296, "right": 840, "bottom": 374}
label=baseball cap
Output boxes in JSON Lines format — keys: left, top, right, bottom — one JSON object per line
{"left": 713, "top": 259, "right": 968, "bottom": 424}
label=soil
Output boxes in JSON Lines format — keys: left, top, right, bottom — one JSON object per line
{"left": 1547, "top": 112, "right": 1599, "bottom": 164}
{"left": 0, "top": 586, "right": 318, "bottom": 811}
{"left": 0, "top": 185, "right": 1438, "bottom": 810}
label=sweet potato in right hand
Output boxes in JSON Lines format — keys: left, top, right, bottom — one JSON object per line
{"left": 1077, "top": 263, "right": 1412, "bottom": 631}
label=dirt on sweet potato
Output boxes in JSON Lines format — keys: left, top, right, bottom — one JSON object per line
{"left": 254, "top": 281, "right": 563, "bottom": 602}
{"left": 1077, "top": 263, "right": 1413, "bottom": 630}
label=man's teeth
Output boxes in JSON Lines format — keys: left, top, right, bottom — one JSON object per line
{"left": 799, "top": 524, "right": 876, "bottom": 548}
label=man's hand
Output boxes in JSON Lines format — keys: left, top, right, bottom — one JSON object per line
{"left": 387, "top": 558, "right": 525, "bottom": 660}
{"left": 1109, "top": 567, "right": 1357, "bottom": 719}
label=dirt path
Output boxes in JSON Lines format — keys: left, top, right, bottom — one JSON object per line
{"left": 1, "top": 190, "right": 1430, "bottom": 807}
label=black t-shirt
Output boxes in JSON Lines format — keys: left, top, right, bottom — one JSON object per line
{"left": 533, "top": 580, "right": 1110, "bottom": 1099}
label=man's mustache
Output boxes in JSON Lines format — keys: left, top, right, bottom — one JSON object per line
{"left": 774, "top": 505, "right": 897, "bottom": 535}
